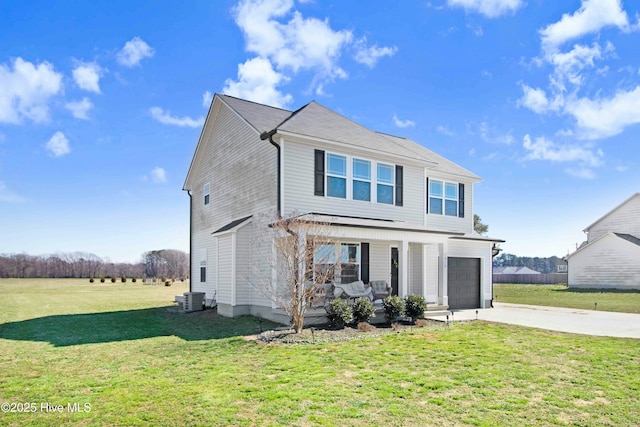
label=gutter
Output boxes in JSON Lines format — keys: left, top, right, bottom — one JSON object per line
{"left": 188, "top": 190, "right": 193, "bottom": 292}
{"left": 260, "top": 129, "right": 281, "bottom": 218}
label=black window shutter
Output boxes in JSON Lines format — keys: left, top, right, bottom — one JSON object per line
{"left": 395, "top": 165, "right": 403, "bottom": 206}
{"left": 425, "top": 177, "right": 429, "bottom": 213}
{"left": 361, "top": 243, "right": 369, "bottom": 284}
{"left": 314, "top": 149, "right": 325, "bottom": 196}
{"left": 459, "top": 183, "right": 465, "bottom": 218}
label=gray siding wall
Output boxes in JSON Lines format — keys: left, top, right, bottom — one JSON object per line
{"left": 424, "top": 244, "right": 439, "bottom": 303}
{"left": 281, "top": 140, "right": 423, "bottom": 224}
{"left": 369, "top": 241, "right": 392, "bottom": 284}
{"left": 569, "top": 234, "right": 640, "bottom": 289}
{"left": 588, "top": 196, "right": 640, "bottom": 242}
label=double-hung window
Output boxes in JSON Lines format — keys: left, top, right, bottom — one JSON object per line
{"left": 203, "top": 183, "right": 210, "bottom": 205}
{"left": 327, "top": 154, "right": 347, "bottom": 198}
{"left": 377, "top": 163, "right": 394, "bottom": 204}
{"left": 429, "top": 180, "right": 459, "bottom": 216}
{"left": 352, "top": 158, "right": 371, "bottom": 201}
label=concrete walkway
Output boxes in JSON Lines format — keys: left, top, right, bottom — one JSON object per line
{"left": 426, "top": 302, "right": 640, "bottom": 339}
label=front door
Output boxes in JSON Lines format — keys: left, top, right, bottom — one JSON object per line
{"left": 391, "top": 247, "right": 399, "bottom": 295}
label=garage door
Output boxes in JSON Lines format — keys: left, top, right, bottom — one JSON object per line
{"left": 448, "top": 257, "right": 480, "bottom": 309}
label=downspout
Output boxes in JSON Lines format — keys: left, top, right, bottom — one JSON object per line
{"left": 188, "top": 190, "right": 193, "bottom": 292}
{"left": 490, "top": 243, "right": 502, "bottom": 308}
{"left": 260, "top": 129, "right": 281, "bottom": 218}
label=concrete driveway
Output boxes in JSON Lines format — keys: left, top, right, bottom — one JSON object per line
{"left": 428, "top": 302, "right": 640, "bottom": 339}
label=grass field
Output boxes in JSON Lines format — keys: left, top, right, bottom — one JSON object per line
{"left": 1, "top": 279, "right": 639, "bottom": 426}
{"left": 494, "top": 283, "right": 640, "bottom": 313}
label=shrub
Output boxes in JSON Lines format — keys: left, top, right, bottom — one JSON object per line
{"left": 382, "top": 295, "right": 405, "bottom": 324}
{"left": 121, "top": 276, "right": 127, "bottom": 283}
{"left": 405, "top": 295, "right": 427, "bottom": 323}
{"left": 110, "top": 276, "right": 116, "bottom": 283}
{"left": 89, "top": 277, "right": 94, "bottom": 283}
{"left": 352, "top": 297, "right": 375, "bottom": 324}
{"left": 325, "top": 298, "right": 351, "bottom": 329}
{"left": 100, "top": 277, "right": 105, "bottom": 283}
{"left": 132, "top": 277, "right": 137, "bottom": 283}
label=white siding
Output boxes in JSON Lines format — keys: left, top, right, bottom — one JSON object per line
{"left": 409, "top": 243, "right": 423, "bottom": 295}
{"left": 235, "top": 225, "right": 252, "bottom": 305}
{"left": 569, "top": 234, "right": 640, "bottom": 289}
{"left": 369, "top": 241, "right": 392, "bottom": 283}
{"left": 217, "top": 235, "right": 233, "bottom": 305}
{"left": 281, "top": 141, "right": 423, "bottom": 224}
{"left": 424, "top": 245, "right": 439, "bottom": 303}
{"left": 587, "top": 196, "right": 640, "bottom": 242}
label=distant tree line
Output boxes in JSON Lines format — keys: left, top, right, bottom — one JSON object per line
{"left": 0, "top": 250, "right": 189, "bottom": 279}
{"left": 493, "top": 253, "right": 565, "bottom": 274}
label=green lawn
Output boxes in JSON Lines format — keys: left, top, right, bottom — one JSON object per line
{"left": 1, "top": 279, "right": 639, "bottom": 426}
{"left": 494, "top": 283, "right": 640, "bottom": 313}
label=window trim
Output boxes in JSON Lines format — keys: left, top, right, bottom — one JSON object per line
{"left": 203, "top": 183, "right": 210, "bottom": 205}
{"left": 326, "top": 153, "right": 347, "bottom": 199}
{"left": 352, "top": 158, "right": 371, "bottom": 202}
{"left": 428, "top": 179, "right": 461, "bottom": 217}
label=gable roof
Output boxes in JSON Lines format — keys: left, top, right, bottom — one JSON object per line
{"left": 212, "top": 215, "right": 253, "bottom": 235}
{"left": 584, "top": 193, "right": 640, "bottom": 232}
{"left": 217, "top": 94, "right": 481, "bottom": 181}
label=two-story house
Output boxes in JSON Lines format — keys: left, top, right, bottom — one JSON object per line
{"left": 567, "top": 193, "right": 640, "bottom": 289}
{"left": 183, "top": 94, "right": 503, "bottom": 324}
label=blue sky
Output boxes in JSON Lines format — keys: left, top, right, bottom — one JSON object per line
{"left": 1, "top": 0, "right": 639, "bottom": 263}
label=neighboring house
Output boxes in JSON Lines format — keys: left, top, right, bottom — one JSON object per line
{"left": 567, "top": 193, "right": 640, "bottom": 290}
{"left": 493, "top": 266, "right": 541, "bottom": 275}
{"left": 183, "top": 94, "right": 504, "bottom": 324}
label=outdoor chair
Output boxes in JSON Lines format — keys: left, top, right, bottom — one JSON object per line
{"left": 369, "top": 280, "right": 391, "bottom": 301}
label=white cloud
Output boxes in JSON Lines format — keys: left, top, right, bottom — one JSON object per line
{"left": 222, "top": 57, "right": 293, "bottom": 108}
{"left": 540, "top": 0, "right": 630, "bottom": 52}
{"left": 202, "top": 91, "right": 213, "bottom": 108}
{"left": 150, "top": 167, "right": 167, "bottom": 183}
{"left": 117, "top": 37, "right": 155, "bottom": 67}
{"left": 522, "top": 134, "right": 603, "bottom": 178}
{"left": 149, "top": 106, "right": 204, "bottom": 128}
{"left": 392, "top": 114, "right": 415, "bottom": 128}
{"left": 518, "top": 85, "right": 550, "bottom": 113}
{"left": 564, "top": 85, "right": 640, "bottom": 139}
{"left": 227, "top": 0, "right": 395, "bottom": 103}
{"left": 479, "top": 122, "right": 514, "bottom": 144}
{"left": 72, "top": 61, "right": 102, "bottom": 93}
{"left": 46, "top": 131, "right": 70, "bottom": 157}
{"left": 436, "top": 125, "right": 455, "bottom": 136}
{"left": 447, "top": 0, "right": 524, "bottom": 18}
{"left": 0, "top": 57, "right": 63, "bottom": 124}
{"left": 354, "top": 38, "right": 398, "bottom": 67}
{"left": 65, "top": 97, "right": 93, "bottom": 120}
{"left": 0, "top": 181, "right": 26, "bottom": 203}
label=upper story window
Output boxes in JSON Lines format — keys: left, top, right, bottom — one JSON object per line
{"left": 377, "top": 163, "right": 394, "bottom": 205}
{"left": 352, "top": 158, "right": 371, "bottom": 201}
{"left": 326, "top": 154, "right": 347, "bottom": 198}
{"left": 203, "top": 183, "right": 210, "bottom": 205}
{"left": 428, "top": 179, "right": 464, "bottom": 217}
{"left": 314, "top": 149, "right": 403, "bottom": 206}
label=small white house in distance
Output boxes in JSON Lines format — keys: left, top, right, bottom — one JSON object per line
{"left": 493, "top": 266, "right": 541, "bottom": 275}
{"left": 183, "top": 94, "right": 504, "bottom": 324}
{"left": 567, "top": 193, "right": 640, "bottom": 290}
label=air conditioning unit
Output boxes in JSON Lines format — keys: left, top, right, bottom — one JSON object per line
{"left": 183, "top": 292, "right": 206, "bottom": 312}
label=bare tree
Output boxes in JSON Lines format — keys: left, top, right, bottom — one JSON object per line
{"left": 252, "top": 214, "right": 339, "bottom": 333}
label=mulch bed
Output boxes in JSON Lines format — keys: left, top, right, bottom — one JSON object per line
{"left": 258, "top": 319, "right": 449, "bottom": 344}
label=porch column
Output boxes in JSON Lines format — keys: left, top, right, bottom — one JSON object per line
{"left": 398, "top": 240, "right": 409, "bottom": 297}
{"left": 438, "top": 242, "right": 449, "bottom": 306}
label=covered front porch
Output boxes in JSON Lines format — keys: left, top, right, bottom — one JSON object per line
{"left": 301, "top": 214, "right": 498, "bottom": 312}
